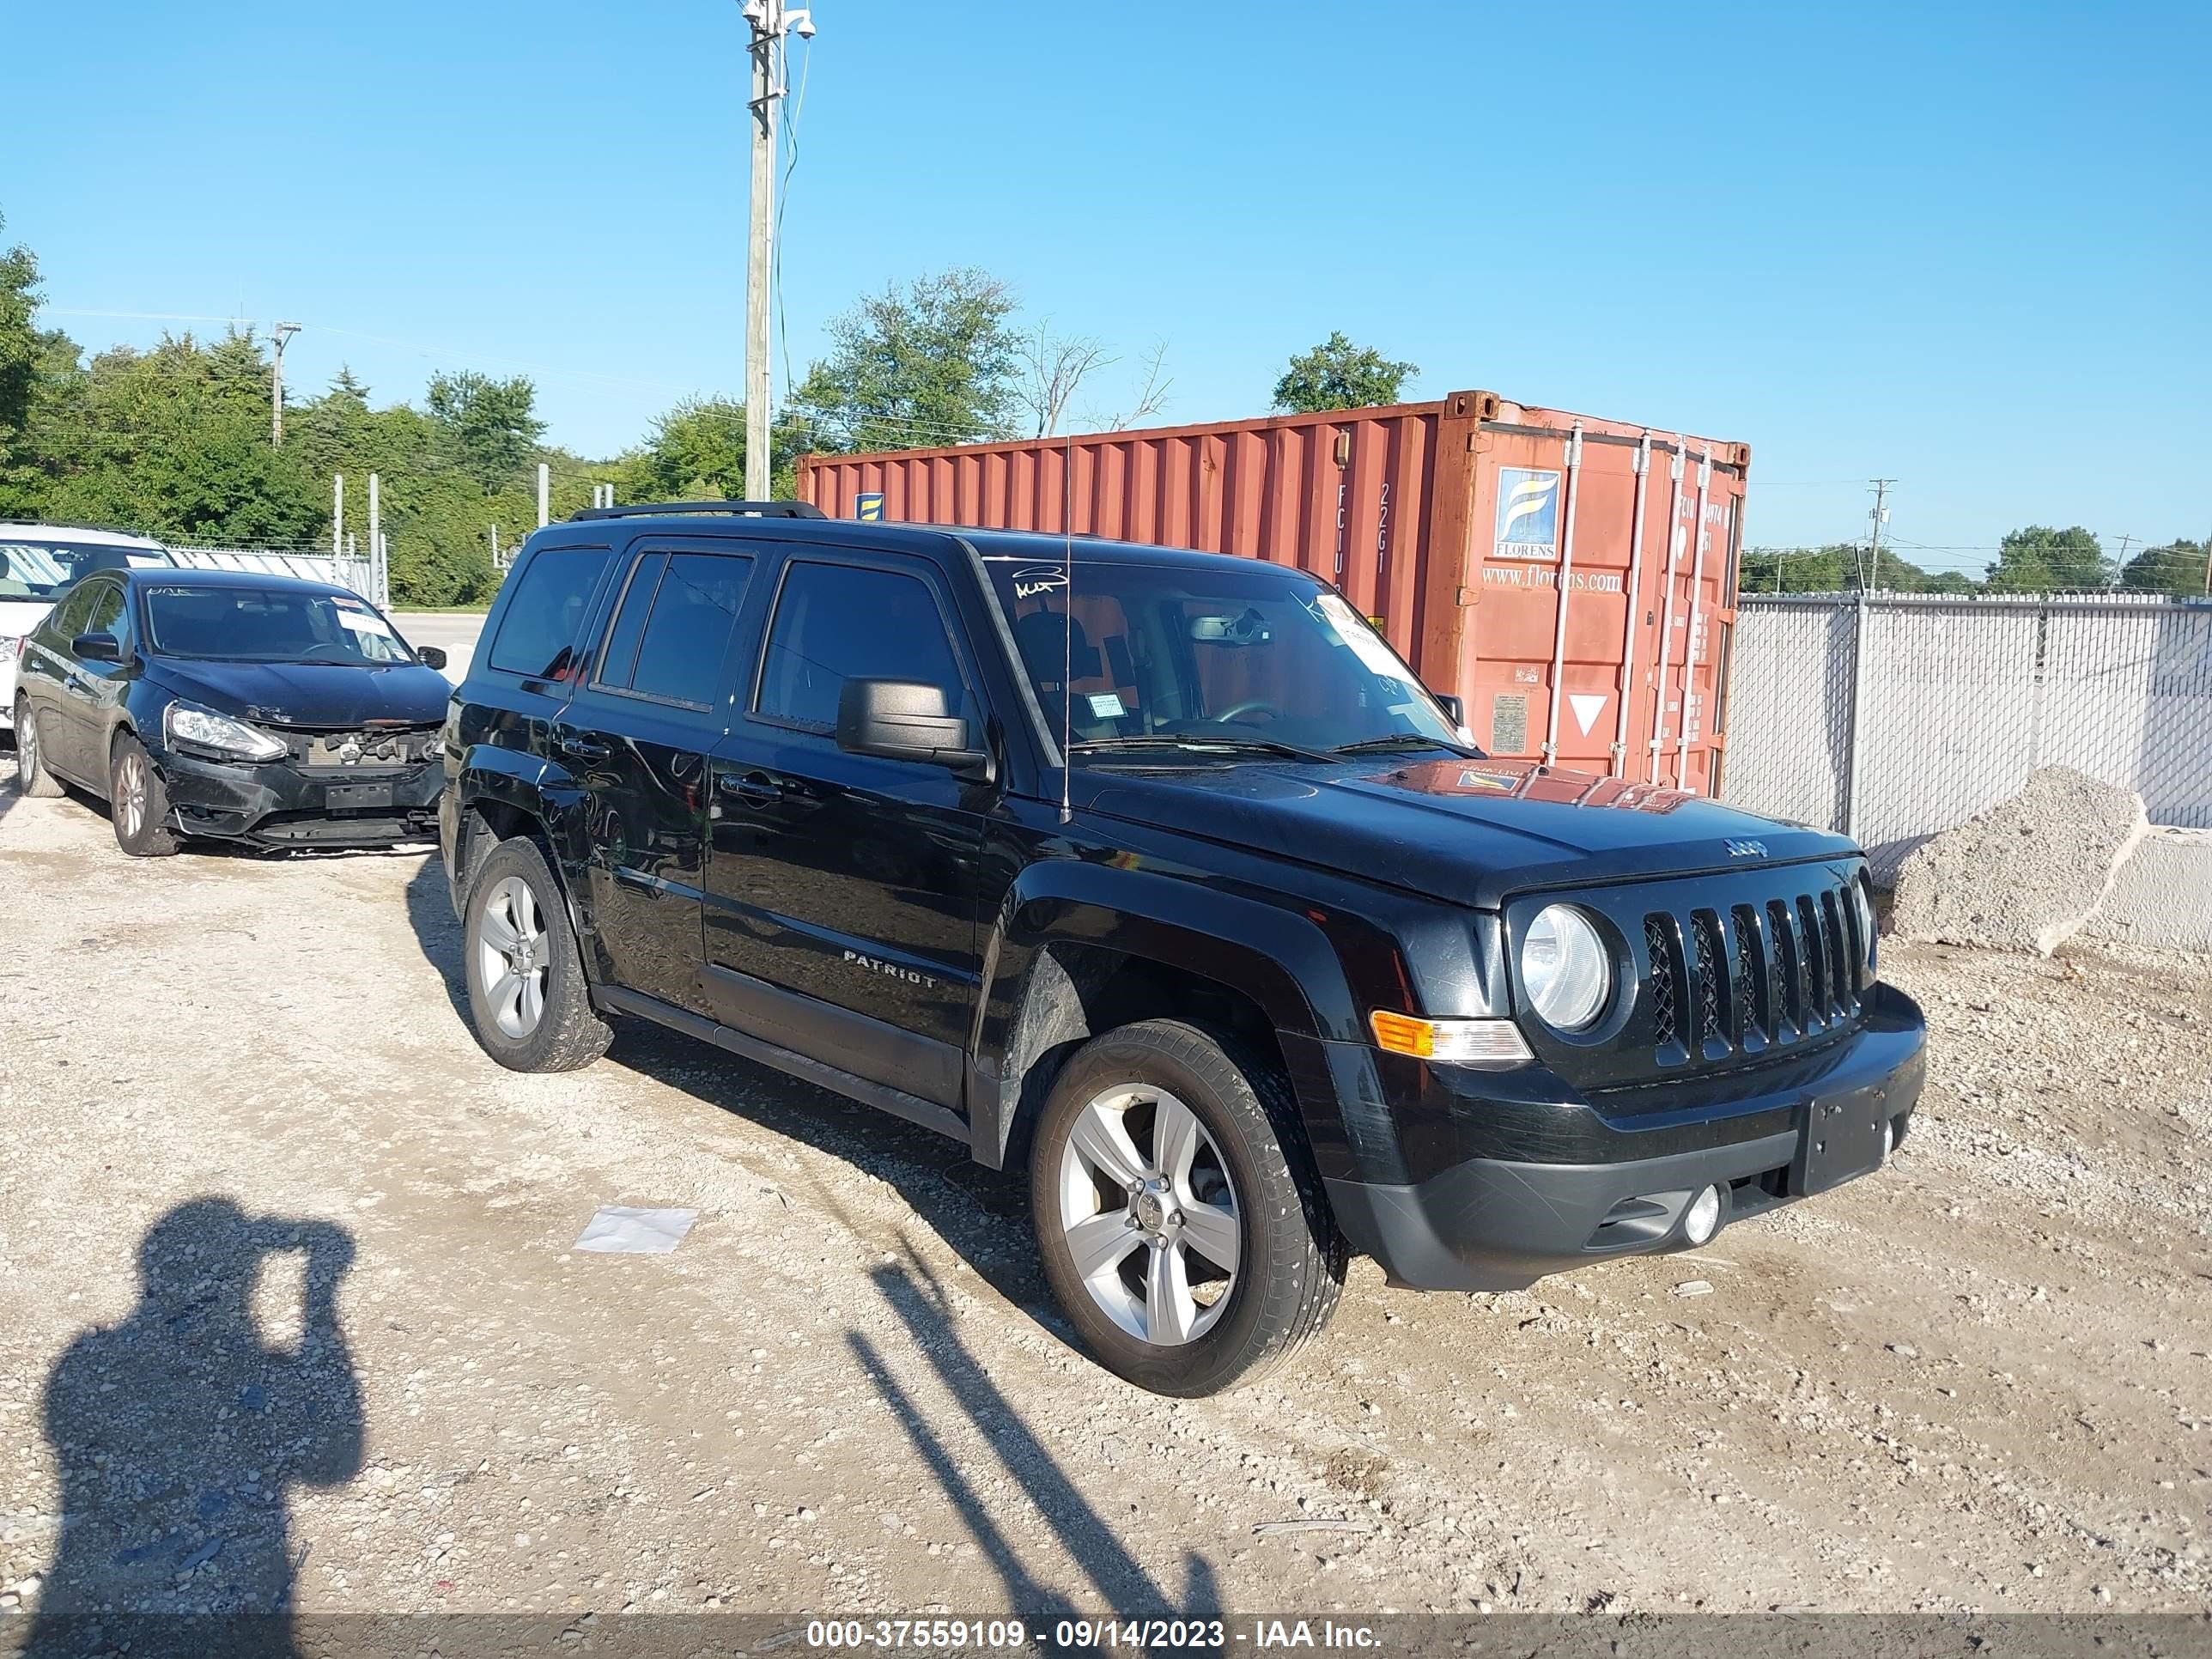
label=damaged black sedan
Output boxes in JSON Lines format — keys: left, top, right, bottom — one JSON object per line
{"left": 11, "top": 568, "right": 451, "bottom": 856}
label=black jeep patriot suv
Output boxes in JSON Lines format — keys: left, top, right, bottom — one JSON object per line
{"left": 441, "top": 501, "right": 1926, "bottom": 1395}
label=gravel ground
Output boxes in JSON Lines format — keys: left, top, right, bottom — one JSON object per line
{"left": 1, "top": 765, "right": 2208, "bottom": 1626}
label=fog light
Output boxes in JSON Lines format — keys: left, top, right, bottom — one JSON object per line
{"left": 1884, "top": 1116, "right": 1895, "bottom": 1157}
{"left": 1682, "top": 1184, "right": 1723, "bottom": 1246}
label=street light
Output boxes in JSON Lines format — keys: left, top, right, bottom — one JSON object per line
{"left": 270, "top": 322, "right": 302, "bottom": 447}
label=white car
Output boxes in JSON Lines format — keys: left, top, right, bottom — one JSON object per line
{"left": 1, "top": 524, "right": 177, "bottom": 734}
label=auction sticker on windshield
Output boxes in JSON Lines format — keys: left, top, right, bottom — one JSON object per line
{"left": 332, "top": 605, "right": 395, "bottom": 635}
{"left": 1312, "top": 592, "right": 1411, "bottom": 680}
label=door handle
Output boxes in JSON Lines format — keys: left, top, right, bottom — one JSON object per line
{"left": 558, "top": 732, "right": 611, "bottom": 762}
{"left": 719, "top": 770, "right": 783, "bottom": 805}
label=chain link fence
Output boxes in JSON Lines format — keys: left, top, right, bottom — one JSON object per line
{"left": 1723, "top": 592, "right": 2212, "bottom": 881}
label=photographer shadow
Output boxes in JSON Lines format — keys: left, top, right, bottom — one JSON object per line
{"left": 25, "top": 1198, "right": 363, "bottom": 1659}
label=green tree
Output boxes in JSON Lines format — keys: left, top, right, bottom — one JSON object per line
{"left": 1271, "top": 331, "right": 1417, "bottom": 413}
{"left": 1736, "top": 543, "right": 1966, "bottom": 592}
{"left": 426, "top": 370, "right": 545, "bottom": 488}
{"left": 1984, "top": 525, "right": 2111, "bottom": 593}
{"left": 619, "top": 398, "right": 748, "bottom": 500}
{"left": 2118, "top": 538, "right": 2209, "bottom": 598}
{"left": 0, "top": 211, "right": 40, "bottom": 440}
{"left": 790, "top": 268, "right": 1021, "bottom": 453}
{"left": 33, "top": 331, "right": 322, "bottom": 544}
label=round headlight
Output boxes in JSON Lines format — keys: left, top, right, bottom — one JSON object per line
{"left": 1521, "top": 904, "right": 1612, "bottom": 1031}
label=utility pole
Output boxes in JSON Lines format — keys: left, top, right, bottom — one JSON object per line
{"left": 742, "top": 0, "right": 815, "bottom": 501}
{"left": 270, "top": 322, "right": 301, "bottom": 447}
{"left": 1865, "top": 479, "right": 1894, "bottom": 591}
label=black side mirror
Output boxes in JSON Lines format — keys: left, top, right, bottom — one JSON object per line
{"left": 73, "top": 632, "right": 121, "bottom": 664}
{"left": 1431, "top": 692, "right": 1464, "bottom": 725}
{"left": 416, "top": 645, "right": 448, "bottom": 671}
{"left": 836, "top": 679, "right": 994, "bottom": 781}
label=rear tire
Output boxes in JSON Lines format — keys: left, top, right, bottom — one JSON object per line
{"left": 14, "top": 699, "right": 64, "bottom": 798}
{"left": 462, "top": 836, "right": 611, "bottom": 1073}
{"left": 109, "top": 734, "right": 179, "bottom": 857}
{"left": 1029, "top": 1018, "right": 1345, "bottom": 1396}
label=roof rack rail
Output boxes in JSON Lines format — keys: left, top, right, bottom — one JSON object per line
{"left": 566, "top": 500, "right": 827, "bottom": 523}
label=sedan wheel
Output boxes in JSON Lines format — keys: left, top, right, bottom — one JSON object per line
{"left": 115, "top": 750, "right": 147, "bottom": 840}
{"left": 476, "top": 874, "right": 549, "bottom": 1038}
{"left": 1057, "top": 1083, "right": 1243, "bottom": 1346}
{"left": 14, "top": 701, "right": 63, "bottom": 798}
{"left": 107, "top": 732, "right": 179, "bottom": 856}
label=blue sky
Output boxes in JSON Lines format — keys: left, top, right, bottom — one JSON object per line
{"left": 8, "top": 1, "right": 2207, "bottom": 568}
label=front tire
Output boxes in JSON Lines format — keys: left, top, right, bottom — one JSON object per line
{"left": 1030, "top": 1018, "right": 1345, "bottom": 1396}
{"left": 109, "top": 734, "right": 179, "bottom": 857}
{"left": 14, "top": 699, "right": 64, "bottom": 798}
{"left": 462, "top": 837, "right": 611, "bottom": 1073}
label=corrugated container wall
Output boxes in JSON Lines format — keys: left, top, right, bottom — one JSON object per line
{"left": 795, "top": 391, "right": 1749, "bottom": 794}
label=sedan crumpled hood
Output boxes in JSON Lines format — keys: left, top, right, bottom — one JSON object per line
{"left": 1079, "top": 755, "right": 1856, "bottom": 908}
{"left": 149, "top": 659, "right": 452, "bottom": 728}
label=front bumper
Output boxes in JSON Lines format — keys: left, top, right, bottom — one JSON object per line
{"left": 157, "top": 747, "right": 443, "bottom": 847}
{"left": 1309, "top": 982, "right": 1927, "bottom": 1292}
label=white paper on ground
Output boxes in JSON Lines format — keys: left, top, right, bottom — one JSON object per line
{"left": 572, "top": 1206, "right": 699, "bottom": 1254}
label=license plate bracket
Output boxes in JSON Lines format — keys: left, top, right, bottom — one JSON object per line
{"left": 1795, "top": 1081, "right": 1890, "bottom": 1194}
{"left": 326, "top": 781, "right": 396, "bottom": 811}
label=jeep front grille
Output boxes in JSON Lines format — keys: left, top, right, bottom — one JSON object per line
{"left": 1638, "top": 874, "right": 1869, "bottom": 1069}
{"left": 1643, "top": 915, "right": 1678, "bottom": 1048}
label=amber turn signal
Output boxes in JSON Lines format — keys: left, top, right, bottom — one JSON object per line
{"left": 1367, "top": 1010, "right": 1533, "bottom": 1066}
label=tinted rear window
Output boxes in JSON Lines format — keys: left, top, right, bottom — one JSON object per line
{"left": 597, "top": 550, "right": 754, "bottom": 708}
{"left": 488, "top": 547, "right": 613, "bottom": 680}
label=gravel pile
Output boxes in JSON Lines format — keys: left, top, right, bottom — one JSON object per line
{"left": 1890, "top": 767, "right": 2149, "bottom": 956}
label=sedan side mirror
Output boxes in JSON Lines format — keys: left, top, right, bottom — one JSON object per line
{"left": 1431, "top": 691, "right": 1464, "bottom": 725}
{"left": 73, "top": 632, "right": 122, "bottom": 664}
{"left": 416, "top": 645, "right": 449, "bottom": 671}
{"left": 836, "top": 678, "right": 995, "bottom": 781}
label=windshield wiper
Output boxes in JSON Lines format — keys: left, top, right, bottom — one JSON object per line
{"left": 1331, "top": 733, "right": 1484, "bottom": 759}
{"left": 1069, "top": 734, "right": 1339, "bottom": 763}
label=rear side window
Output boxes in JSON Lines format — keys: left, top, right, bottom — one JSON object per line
{"left": 756, "top": 560, "right": 971, "bottom": 732}
{"left": 595, "top": 551, "right": 755, "bottom": 708}
{"left": 487, "top": 547, "right": 613, "bottom": 680}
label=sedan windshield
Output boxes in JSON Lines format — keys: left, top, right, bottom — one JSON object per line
{"left": 987, "top": 557, "right": 1466, "bottom": 757}
{"left": 143, "top": 585, "right": 419, "bottom": 665}
{"left": 0, "top": 541, "right": 172, "bottom": 599}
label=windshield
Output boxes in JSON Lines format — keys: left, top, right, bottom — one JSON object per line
{"left": 987, "top": 557, "right": 1463, "bottom": 756}
{"left": 143, "top": 585, "right": 420, "bottom": 665}
{"left": 0, "top": 541, "right": 173, "bottom": 600}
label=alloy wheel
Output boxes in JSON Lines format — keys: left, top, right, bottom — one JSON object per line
{"left": 19, "top": 714, "right": 40, "bottom": 782}
{"left": 116, "top": 752, "right": 146, "bottom": 839}
{"left": 1057, "top": 1084, "right": 1242, "bottom": 1346}
{"left": 477, "top": 875, "right": 549, "bottom": 1038}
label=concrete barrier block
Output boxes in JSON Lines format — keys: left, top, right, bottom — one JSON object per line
{"left": 2085, "top": 826, "right": 2212, "bottom": 954}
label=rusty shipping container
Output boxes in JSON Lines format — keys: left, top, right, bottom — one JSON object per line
{"left": 795, "top": 391, "right": 1749, "bottom": 793}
